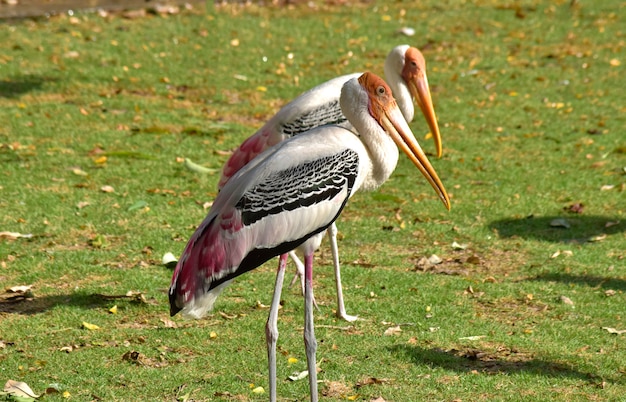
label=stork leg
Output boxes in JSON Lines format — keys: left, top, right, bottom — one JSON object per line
{"left": 266, "top": 253, "right": 288, "bottom": 402}
{"left": 303, "top": 253, "right": 318, "bottom": 402}
{"left": 328, "top": 223, "right": 357, "bottom": 322}
{"left": 287, "top": 250, "right": 305, "bottom": 293}
{"left": 288, "top": 250, "right": 319, "bottom": 311}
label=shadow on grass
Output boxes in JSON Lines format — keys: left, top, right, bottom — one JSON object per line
{"left": 0, "top": 291, "right": 147, "bottom": 315}
{"left": 390, "top": 344, "right": 608, "bottom": 384}
{"left": 528, "top": 272, "right": 626, "bottom": 291}
{"left": 0, "top": 74, "right": 53, "bottom": 98}
{"left": 489, "top": 215, "right": 623, "bottom": 243}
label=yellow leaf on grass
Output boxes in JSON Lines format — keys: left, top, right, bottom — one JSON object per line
{"left": 63, "top": 391, "right": 71, "bottom": 398}
{"left": 209, "top": 331, "right": 217, "bottom": 339}
{"left": 109, "top": 305, "right": 118, "bottom": 314}
{"left": 287, "top": 357, "right": 298, "bottom": 364}
{"left": 72, "top": 168, "right": 88, "bottom": 176}
{"left": 251, "top": 386, "right": 265, "bottom": 394}
{"left": 94, "top": 156, "right": 107, "bottom": 164}
{"left": 82, "top": 321, "right": 100, "bottom": 330}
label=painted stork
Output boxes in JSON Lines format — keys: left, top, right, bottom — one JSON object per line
{"left": 169, "top": 72, "right": 450, "bottom": 402}
{"left": 217, "top": 45, "right": 441, "bottom": 322}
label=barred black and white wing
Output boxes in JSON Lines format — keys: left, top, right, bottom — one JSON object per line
{"left": 218, "top": 73, "right": 361, "bottom": 189}
{"left": 170, "top": 127, "right": 366, "bottom": 318}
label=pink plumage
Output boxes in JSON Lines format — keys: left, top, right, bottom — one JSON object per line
{"left": 218, "top": 129, "right": 277, "bottom": 189}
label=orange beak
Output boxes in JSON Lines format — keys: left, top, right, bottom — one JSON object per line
{"left": 407, "top": 72, "right": 442, "bottom": 158}
{"left": 381, "top": 104, "right": 450, "bottom": 210}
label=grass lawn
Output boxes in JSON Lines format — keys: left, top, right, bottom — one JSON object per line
{"left": 1, "top": 1, "right": 624, "bottom": 401}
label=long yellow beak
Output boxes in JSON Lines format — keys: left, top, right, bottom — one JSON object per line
{"left": 408, "top": 73, "right": 443, "bottom": 158}
{"left": 381, "top": 105, "right": 450, "bottom": 210}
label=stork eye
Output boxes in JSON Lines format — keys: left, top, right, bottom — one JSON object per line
{"left": 376, "top": 86, "right": 386, "bottom": 95}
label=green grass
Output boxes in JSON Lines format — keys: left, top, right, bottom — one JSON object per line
{"left": 1, "top": 1, "right": 625, "bottom": 401}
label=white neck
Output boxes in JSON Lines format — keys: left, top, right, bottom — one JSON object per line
{"left": 384, "top": 45, "right": 415, "bottom": 123}
{"left": 340, "top": 79, "right": 399, "bottom": 191}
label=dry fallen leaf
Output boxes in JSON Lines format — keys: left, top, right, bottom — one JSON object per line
{"left": 255, "top": 300, "right": 270, "bottom": 309}
{"left": 8, "top": 285, "right": 32, "bottom": 293}
{"left": 0, "top": 231, "right": 33, "bottom": 240}
{"left": 356, "top": 377, "right": 392, "bottom": 388}
{"left": 122, "top": 8, "right": 146, "bottom": 19}
{"left": 451, "top": 241, "right": 468, "bottom": 250}
{"left": 458, "top": 335, "right": 486, "bottom": 341}
{"left": 551, "top": 250, "right": 573, "bottom": 259}
{"left": 65, "top": 51, "right": 80, "bottom": 59}
{"left": 152, "top": 3, "right": 180, "bottom": 14}
{"left": 550, "top": 218, "right": 570, "bottom": 229}
{"left": 288, "top": 370, "right": 309, "bottom": 381}
{"left": 160, "top": 318, "right": 177, "bottom": 328}
{"left": 563, "top": 202, "right": 584, "bottom": 214}
{"left": 323, "top": 381, "right": 352, "bottom": 397}
{"left": 384, "top": 326, "right": 402, "bottom": 336}
{"left": 397, "top": 27, "right": 415, "bottom": 36}
{"left": 3, "top": 379, "right": 40, "bottom": 399}
{"left": 602, "top": 327, "right": 626, "bottom": 335}
{"left": 71, "top": 168, "right": 88, "bottom": 176}
{"left": 588, "top": 234, "right": 607, "bottom": 242}
{"left": 560, "top": 296, "right": 575, "bottom": 306}
{"left": 100, "top": 185, "right": 115, "bottom": 193}
{"left": 162, "top": 252, "right": 178, "bottom": 268}
{"left": 428, "top": 254, "right": 442, "bottom": 265}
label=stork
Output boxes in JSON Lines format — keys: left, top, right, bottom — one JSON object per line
{"left": 169, "top": 72, "right": 450, "bottom": 402}
{"left": 217, "top": 45, "right": 441, "bottom": 322}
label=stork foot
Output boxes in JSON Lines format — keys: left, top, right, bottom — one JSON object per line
{"left": 337, "top": 311, "right": 359, "bottom": 322}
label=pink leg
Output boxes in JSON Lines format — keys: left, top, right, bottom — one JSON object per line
{"left": 303, "top": 253, "right": 318, "bottom": 402}
{"left": 266, "top": 253, "right": 288, "bottom": 402}
{"left": 288, "top": 250, "right": 319, "bottom": 311}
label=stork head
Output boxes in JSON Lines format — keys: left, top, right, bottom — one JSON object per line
{"left": 401, "top": 46, "right": 442, "bottom": 158}
{"left": 385, "top": 45, "right": 443, "bottom": 158}
{"left": 357, "top": 72, "right": 450, "bottom": 210}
